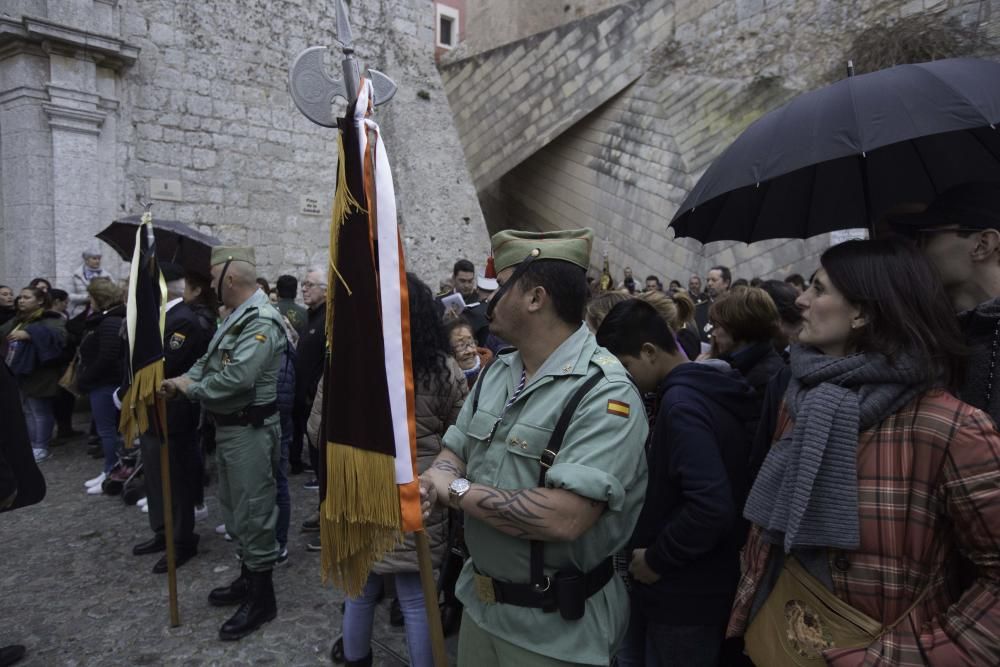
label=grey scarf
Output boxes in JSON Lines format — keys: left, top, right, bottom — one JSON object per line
{"left": 744, "top": 345, "right": 928, "bottom": 552}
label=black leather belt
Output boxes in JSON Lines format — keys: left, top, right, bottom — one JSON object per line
{"left": 208, "top": 402, "right": 278, "bottom": 428}
{"left": 473, "top": 558, "right": 614, "bottom": 611}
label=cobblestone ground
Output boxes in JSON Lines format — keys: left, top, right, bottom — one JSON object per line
{"left": 0, "top": 419, "right": 456, "bottom": 666}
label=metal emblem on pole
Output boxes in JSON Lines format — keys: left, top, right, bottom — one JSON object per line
{"left": 288, "top": 0, "right": 397, "bottom": 127}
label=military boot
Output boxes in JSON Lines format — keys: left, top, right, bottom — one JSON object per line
{"left": 344, "top": 652, "right": 372, "bottom": 667}
{"left": 208, "top": 564, "right": 250, "bottom": 606}
{"left": 218, "top": 568, "right": 277, "bottom": 641}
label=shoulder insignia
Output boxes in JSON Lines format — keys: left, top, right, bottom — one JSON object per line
{"left": 607, "top": 400, "right": 630, "bottom": 418}
{"left": 168, "top": 332, "right": 186, "bottom": 350}
{"left": 255, "top": 334, "right": 267, "bottom": 343}
{"left": 594, "top": 355, "right": 616, "bottom": 366}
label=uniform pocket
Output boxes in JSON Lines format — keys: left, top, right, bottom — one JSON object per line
{"left": 504, "top": 423, "right": 554, "bottom": 460}
{"left": 466, "top": 409, "right": 501, "bottom": 442}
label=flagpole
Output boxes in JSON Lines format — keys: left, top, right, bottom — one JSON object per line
{"left": 151, "top": 401, "right": 180, "bottom": 626}
{"left": 144, "top": 215, "right": 180, "bottom": 627}
{"left": 415, "top": 530, "right": 448, "bottom": 667}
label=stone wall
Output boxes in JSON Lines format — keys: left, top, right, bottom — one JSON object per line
{"left": 441, "top": 0, "right": 999, "bottom": 283}
{"left": 457, "top": 0, "right": 621, "bottom": 56}
{"left": 0, "top": 0, "right": 489, "bottom": 292}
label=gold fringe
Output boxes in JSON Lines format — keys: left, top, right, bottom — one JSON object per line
{"left": 325, "top": 132, "right": 363, "bottom": 346}
{"left": 320, "top": 442, "right": 402, "bottom": 597}
{"left": 117, "top": 360, "right": 164, "bottom": 447}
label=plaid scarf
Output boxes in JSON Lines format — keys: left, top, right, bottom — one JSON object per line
{"left": 744, "top": 345, "right": 928, "bottom": 552}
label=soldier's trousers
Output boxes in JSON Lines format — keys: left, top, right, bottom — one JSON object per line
{"left": 215, "top": 417, "right": 280, "bottom": 571}
{"left": 140, "top": 431, "right": 199, "bottom": 550}
{"left": 458, "top": 611, "right": 588, "bottom": 667}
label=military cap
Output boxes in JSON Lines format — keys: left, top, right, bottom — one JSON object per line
{"left": 210, "top": 246, "right": 256, "bottom": 267}
{"left": 491, "top": 228, "right": 594, "bottom": 274}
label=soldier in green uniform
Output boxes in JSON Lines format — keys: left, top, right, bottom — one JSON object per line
{"left": 420, "top": 229, "right": 649, "bottom": 666}
{"left": 160, "top": 246, "right": 285, "bottom": 641}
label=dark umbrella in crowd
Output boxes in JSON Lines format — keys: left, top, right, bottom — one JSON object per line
{"left": 97, "top": 215, "right": 222, "bottom": 276}
{"left": 670, "top": 57, "right": 1000, "bottom": 243}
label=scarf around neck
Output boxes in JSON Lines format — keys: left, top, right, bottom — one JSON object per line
{"left": 744, "top": 345, "right": 928, "bottom": 553}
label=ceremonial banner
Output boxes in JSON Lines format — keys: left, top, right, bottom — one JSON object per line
{"left": 320, "top": 79, "right": 422, "bottom": 596}
{"left": 119, "top": 210, "right": 168, "bottom": 445}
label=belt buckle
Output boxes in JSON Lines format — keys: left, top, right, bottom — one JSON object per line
{"left": 474, "top": 573, "right": 496, "bottom": 604}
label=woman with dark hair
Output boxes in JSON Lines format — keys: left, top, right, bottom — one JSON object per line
{"left": 78, "top": 278, "right": 125, "bottom": 492}
{"left": 0, "top": 286, "right": 66, "bottom": 462}
{"left": 730, "top": 240, "right": 1000, "bottom": 666}
{"left": 339, "top": 273, "right": 468, "bottom": 667}
{"left": 28, "top": 278, "right": 51, "bottom": 293}
{"left": 0, "top": 286, "right": 15, "bottom": 327}
{"left": 757, "top": 279, "right": 803, "bottom": 359}
{"left": 446, "top": 317, "right": 493, "bottom": 388}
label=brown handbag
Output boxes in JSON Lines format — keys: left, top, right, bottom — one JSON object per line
{"left": 745, "top": 556, "right": 936, "bottom": 666}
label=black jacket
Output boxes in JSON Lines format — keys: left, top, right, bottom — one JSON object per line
{"left": 77, "top": 304, "right": 125, "bottom": 392}
{"left": 294, "top": 303, "right": 326, "bottom": 410}
{"left": 164, "top": 301, "right": 215, "bottom": 433}
{"left": 631, "top": 362, "right": 757, "bottom": 626}
{"left": 0, "top": 362, "right": 45, "bottom": 511}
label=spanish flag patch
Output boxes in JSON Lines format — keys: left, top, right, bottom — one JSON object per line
{"left": 607, "top": 400, "right": 630, "bottom": 418}
{"left": 255, "top": 334, "right": 267, "bottom": 342}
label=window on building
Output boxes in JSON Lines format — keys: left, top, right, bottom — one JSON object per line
{"left": 440, "top": 15, "right": 454, "bottom": 47}
{"left": 436, "top": 5, "right": 460, "bottom": 49}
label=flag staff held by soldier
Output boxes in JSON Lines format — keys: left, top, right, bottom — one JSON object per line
{"left": 160, "top": 246, "right": 285, "bottom": 641}
{"left": 419, "top": 228, "right": 649, "bottom": 666}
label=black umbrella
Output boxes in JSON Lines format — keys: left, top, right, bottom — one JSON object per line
{"left": 97, "top": 215, "right": 222, "bottom": 276}
{"left": 670, "top": 57, "right": 1000, "bottom": 243}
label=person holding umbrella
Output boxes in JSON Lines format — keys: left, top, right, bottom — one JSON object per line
{"left": 890, "top": 182, "right": 1000, "bottom": 428}
{"left": 729, "top": 240, "right": 1000, "bottom": 666}
{"left": 131, "top": 263, "right": 216, "bottom": 573}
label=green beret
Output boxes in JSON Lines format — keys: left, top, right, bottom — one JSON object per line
{"left": 491, "top": 228, "right": 594, "bottom": 274}
{"left": 210, "top": 246, "right": 256, "bottom": 267}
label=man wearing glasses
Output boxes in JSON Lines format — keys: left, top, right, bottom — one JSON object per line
{"left": 892, "top": 182, "right": 1000, "bottom": 425}
{"left": 291, "top": 269, "right": 327, "bottom": 479}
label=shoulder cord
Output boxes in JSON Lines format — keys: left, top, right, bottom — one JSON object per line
{"left": 983, "top": 318, "right": 1000, "bottom": 407}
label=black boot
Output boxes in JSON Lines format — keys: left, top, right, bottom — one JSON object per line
{"left": 218, "top": 568, "right": 277, "bottom": 641}
{"left": 0, "top": 645, "right": 25, "bottom": 667}
{"left": 208, "top": 564, "right": 250, "bottom": 606}
{"left": 343, "top": 651, "right": 371, "bottom": 666}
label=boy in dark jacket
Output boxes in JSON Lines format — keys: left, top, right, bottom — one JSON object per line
{"left": 596, "top": 300, "right": 757, "bottom": 667}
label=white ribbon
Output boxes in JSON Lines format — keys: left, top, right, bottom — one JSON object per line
{"left": 354, "top": 80, "right": 414, "bottom": 485}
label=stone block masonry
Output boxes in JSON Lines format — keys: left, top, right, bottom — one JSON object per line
{"left": 441, "top": 0, "right": 998, "bottom": 284}
{"left": 0, "top": 0, "right": 488, "bottom": 292}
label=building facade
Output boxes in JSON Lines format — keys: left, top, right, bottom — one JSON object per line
{"left": 440, "top": 0, "right": 1000, "bottom": 283}
{"left": 0, "top": 0, "right": 489, "bottom": 292}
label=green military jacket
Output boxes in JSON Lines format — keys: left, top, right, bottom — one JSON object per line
{"left": 444, "top": 324, "right": 649, "bottom": 665}
{"left": 185, "top": 289, "right": 284, "bottom": 415}
{"left": 275, "top": 298, "right": 307, "bottom": 336}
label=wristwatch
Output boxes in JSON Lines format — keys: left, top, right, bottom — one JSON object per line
{"left": 448, "top": 478, "right": 472, "bottom": 510}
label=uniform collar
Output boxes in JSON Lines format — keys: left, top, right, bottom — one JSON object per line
{"left": 223, "top": 289, "right": 266, "bottom": 328}
{"left": 502, "top": 323, "right": 595, "bottom": 386}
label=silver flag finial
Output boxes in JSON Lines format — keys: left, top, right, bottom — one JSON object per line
{"left": 288, "top": 0, "right": 397, "bottom": 127}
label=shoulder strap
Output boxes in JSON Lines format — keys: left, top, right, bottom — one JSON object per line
{"left": 537, "top": 372, "right": 604, "bottom": 484}
{"left": 471, "top": 357, "right": 498, "bottom": 413}
{"left": 529, "top": 371, "right": 604, "bottom": 591}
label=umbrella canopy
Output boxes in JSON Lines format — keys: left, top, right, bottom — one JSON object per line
{"left": 670, "top": 58, "right": 1000, "bottom": 243}
{"left": 97, "top": 215, "right": 222, "bottom": 276}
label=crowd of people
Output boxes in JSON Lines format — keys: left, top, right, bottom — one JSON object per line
{"left": 2, "top": 182, "right": 999, "bottom": 667}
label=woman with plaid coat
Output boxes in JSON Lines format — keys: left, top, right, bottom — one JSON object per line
{"left": 729, "top": 240, "right": 1000, "bottom": 666}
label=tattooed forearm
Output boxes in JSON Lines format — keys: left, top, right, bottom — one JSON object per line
{"left": 464, "top": 485, "right": 608, "bottom": 542}
{"left": 431, "top": 459, "right": 463, "bottom": 476}
{"left": 470, "top": 488, "right": 556, "bottom": 539}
